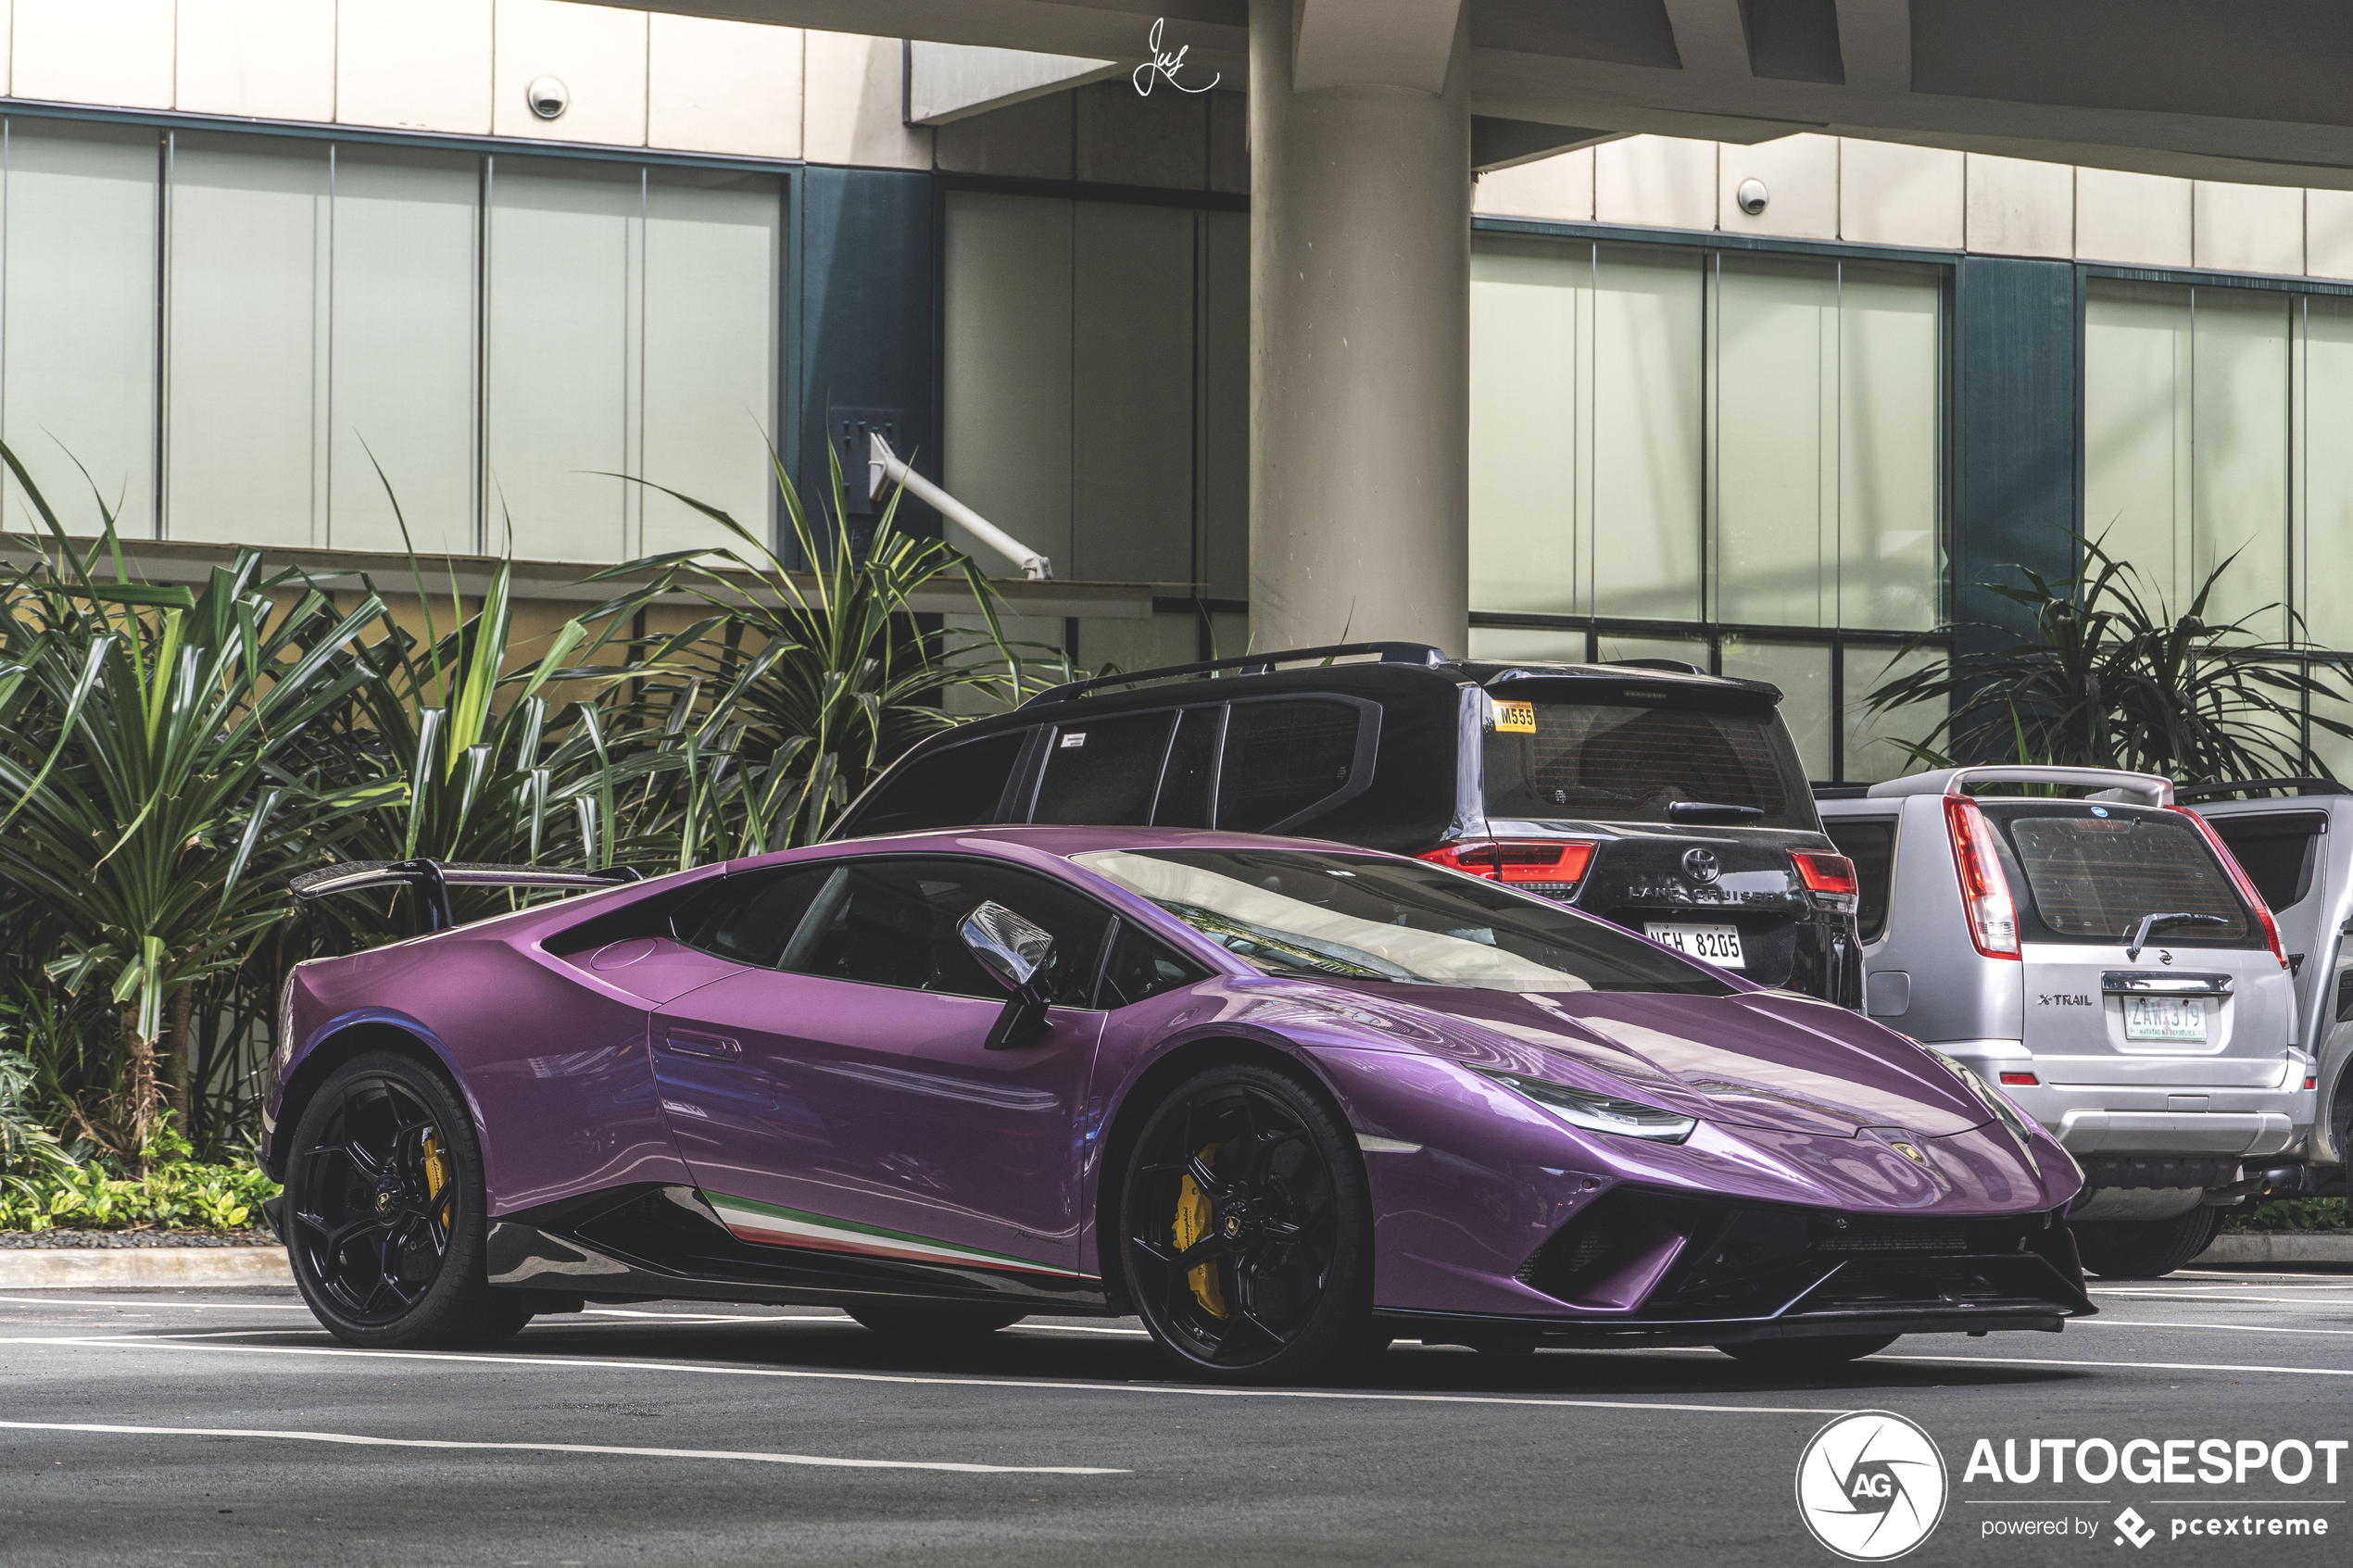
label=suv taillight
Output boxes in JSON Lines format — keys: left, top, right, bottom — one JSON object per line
{"left": 1944, "top": 796, "right": 2020, "bottom": 959}
{"left": 1791, "top": 850, "right": 1858, "bottom": 910}
{"left": 2170, "top": 805, "right": 2292, "bottom": 969}
{"left": 1419, "top": 839, "right": 1596, "bottom": 896}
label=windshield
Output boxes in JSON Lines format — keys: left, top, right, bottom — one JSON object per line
{"left": 1482, "top": 698, "right": 1815, "bottom": 831}
{"left": 1982, "top": 803, "right": 2256, "bottom": 947}
{"left": 1072, "top": 847, "right": 1736, "bottom": 995}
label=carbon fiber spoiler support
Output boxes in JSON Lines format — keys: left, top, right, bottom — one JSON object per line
{"left": 290, "top": 859, "right": 642, "bottom": 933}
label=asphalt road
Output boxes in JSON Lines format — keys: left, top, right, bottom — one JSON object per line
{"left": 3, "top": 1268, "right": 2351, "bottom": 1567}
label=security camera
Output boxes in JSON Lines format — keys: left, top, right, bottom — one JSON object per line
{"left": 1735, "top": 178, "right": 1769, "bottom": 217}
{"left": 526, "top": 76, "right": 570, "bottom": 120}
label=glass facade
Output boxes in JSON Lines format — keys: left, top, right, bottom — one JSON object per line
{"left": 0, "top": 119, "right": 782, "bottom": 560}
{"left": 1468, "top": 234, "right": 1948, "bottom": 780}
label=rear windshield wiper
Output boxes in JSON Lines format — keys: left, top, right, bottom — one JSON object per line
{"left": 2122, "top": 910, "right": 2232, "bottom": 961}
{"left": 1666, "top": 801, "right": 1765, "bottom": 824}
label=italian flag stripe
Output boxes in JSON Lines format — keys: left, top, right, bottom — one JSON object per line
{"left": 703, "top": 1190, "right": 1096, "bottom": 1280}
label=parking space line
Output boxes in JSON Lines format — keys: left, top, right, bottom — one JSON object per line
{"left": 0, "top": 1418, "right": 1128, "bottom": 1474}
{"left": 1876, "top": 1350, "right": 2353, "bottom": 1377}
{"left": 2072, "top": 1318, "right": 2353, "bottom": 1338}
{"left": 0, "top": 1335, "right": 1849, "bottom": 1415}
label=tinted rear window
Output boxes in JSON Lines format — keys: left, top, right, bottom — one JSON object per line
{"left": 1033, "top": 712, "right": 1175, "bottom": 826}
{"left": 2206, "top": 810, "right": 2325, "bottom": 912}
{"left": 1824, "top": 818, "right": 1895, "bottom": 942}
{"left": 1218, "top": 700, "right": 1363, "bottom": 832}
{"left": 1482, "top": 700, "right": 1814, "bottom": 831}
{"left": 842, "top": 731, "right": 1026, "bottom": 837}
{"left": 1983, "top": 805, "right": 2252, "bottom": 947}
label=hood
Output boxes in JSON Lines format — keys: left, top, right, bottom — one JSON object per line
{"left": 1311, "top": 982, "right": 1991, "bottom": 1140}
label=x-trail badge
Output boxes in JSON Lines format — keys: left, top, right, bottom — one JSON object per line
{"left": 1681, "top": 847, "right": 1721, "bottom": 884}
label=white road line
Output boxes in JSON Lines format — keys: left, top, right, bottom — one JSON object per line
{"left": 2090, "top": 1292, "right": 2353, "bottom": 1305}
{"left": 0, "top": 1335, "right": 1847, "bottom": 1416}
{"left": 1876, "top": 1351, "right": 2353, "bottom": 1378}
{"left": 0, "top": 1419, "right": 1126, "bottom": 1474}
{"left": 0, "top": 1296, "right": 319, "bottom": 1311}
{"left": 2073, "top": 1318, "right": 2353, "bottom": 1338}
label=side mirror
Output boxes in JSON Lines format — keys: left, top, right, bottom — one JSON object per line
{"left": 959, "top": 901, "right": 1058, "bottom": 1049}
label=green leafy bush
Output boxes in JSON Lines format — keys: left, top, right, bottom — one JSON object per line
{"left": 2222, "top": 1197, "right": 2349, "bottom": 1235}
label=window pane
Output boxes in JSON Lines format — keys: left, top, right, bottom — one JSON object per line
{"left": 486, "top": 156, "right": 637, "bottom": 561}
{"left": 2085, "top": 279, "right": 2191, "bottom": 604}
{"left": 676, "top": 866, "right": 835, "bottom": 967}
{"left": 2303, "top": 296, "right": 2353, "bottom": 649}
{"left": 1073, "top": 201, "right": 1194, "bottom": 584}
{"left": 2194, "top": 287, "right": 2291, "bottom": 636}
{"left": 1988, "top": 806, "right": 2249, "bottom": 946}
{"left": 1718, "top": 637, "right": 1830, "bottom": 779}
{"left": 1470, "top": 236, "right": 1580, "bottom": 615}
{"left": 789, "top": 859, "right": 1110, "bottom": 1005}
{"left": 5, "top": 120, "right": 157, "bottom": 535}
{"left": 1218, "top": 699, "right": 1362, "bottom": 832}
{"left": 1822, "top": 818, "right": 1896, "bottom": 941}
{"left": 1839, "top": 262, "right": 1942, "bottom": 632}
{"left": 942, "top": 192, "right": 1073, "bottom": 577}
{"left": 1155, "top": 707, "right": 1219, "bottom": 828}
{"left": 1202, "top": 210, "right": 1248, "bottom": 601}
{"left": 642, "top": 168, "right": 777, "bottom": 557}
{"left": 845, "top": 731, "right": 1026, "bottom": 836}
{"left": 1482, "top": 698, "right": 1809, "bottom": 829}
{"left": 166, "top": 133, "right": 328, "bottom": 546}
{"left": 1471, "top": 627, "right": 1589, "bottom": 662}
{"left": 2205, "top": 810, "right": 2326, "bottom": 913}
{"left": 1035, "top": 711, "right": 1175, "bottom": 825}
{"left": 1843, "top": 641, "right": 1944, "bottom": 783}
{"left": 1596, "top": 633, "right": 1705, "bottom": 671}
{"left": 1097, "top": 920, "right": 1208, "bottom": 1008}
{"left": 328, "top": 144, "right": 480, "bottom": 555}
{"left": 1592, "top": 245, "right": 1702, "bottom": 620}
{"left": 1713, "top": 254, "right": 1833, "bottom": 627}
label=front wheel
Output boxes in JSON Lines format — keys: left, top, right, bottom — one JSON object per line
{"left": 1119, "top": 1064, "right": 1373, "bottom": 1385}
{"left": 285, "top": 1051, "right": 531, "bottom": 1349}
{"left": 1717, "top": 1334, "right": 1899, "bottom": 1369}
{"left": 2072, "top": 1206, "right": 2220, "bottom": 1280}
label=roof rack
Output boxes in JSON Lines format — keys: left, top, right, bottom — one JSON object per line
{"left": 2174, "top": 777, "right": 2352, "bottom": 803}
{"left": 292, "top": 859, "right": 642, "bottom": 934}
{"left": 1020, "top": 641, "right": 1449, "bottom": 709}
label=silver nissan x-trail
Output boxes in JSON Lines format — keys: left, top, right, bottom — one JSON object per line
{"left": 1818, "top": 766, "right": 2311, "bottom": 1278}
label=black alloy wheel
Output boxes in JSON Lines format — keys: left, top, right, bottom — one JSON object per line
{"left": 1716, "top": 1333, "right": 1900, "bottom": 1369}
{"left": 2072, "top": 1206, "right": 2221, "bottom": 1280}
{"left": 285, "top": 1051, "right": 532, "bottom": 1349}
{"left": 1120, "top": 1064, "right": 1373, "bottom": 1384}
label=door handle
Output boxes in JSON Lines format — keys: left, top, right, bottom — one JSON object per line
{"left": 661, "top": 1029, "right": 742, "bottom": 1059}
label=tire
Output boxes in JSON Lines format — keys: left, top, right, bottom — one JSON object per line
{"left": 284, "top": 1050, "right": 532, "bottom": 1349}
{"left": 2072, "top": 1206, "right": 2221, "bottom": 1280}
{"left": 1717, "top": 1334, "right": 1899, "bottom": 1369}
{"left": 1118, "top": 1063, "right": 1374, "bottom": 1385}
{"left": 847, "top": 1305, "right": 1027, "bottom": 1337}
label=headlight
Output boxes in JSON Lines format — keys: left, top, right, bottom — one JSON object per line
{"left": 1927, "top": 1047, "right": 2039, "bottom": 1154}
{"left": 1472, "top": 1067, "right": 1696, "bottom": 1144}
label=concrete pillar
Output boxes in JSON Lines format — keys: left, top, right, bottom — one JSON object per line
{"left": 1248, "top": 0, "right": 1471, "bottom": 658}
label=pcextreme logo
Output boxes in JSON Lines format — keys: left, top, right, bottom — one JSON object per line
{"left": 1796, "top": 1411, "right": 1950, "bottom": 1561}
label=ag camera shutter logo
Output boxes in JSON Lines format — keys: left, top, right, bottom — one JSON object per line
{"left": 1795, "top": 1411, "right": 1948, "bottom": 1561}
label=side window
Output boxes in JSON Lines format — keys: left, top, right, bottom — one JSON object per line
{"left": 1822, "top": 819, "right": 1896, "bottom": 943}
{"left": 1217, "top": 699, "right": 1364, "bottom": 832}
{"left": 786, "top": 859, "right": 1114, "bottom": 1006}
{"left": 1097, "top": 920, "right": 1209, "bottom": 1008}
{"left": 843, "top": 731, "right": 1027, "bottom": 837}
{"left": 1032, "top": 711, "right": 1176, "bottom": 825}
{"left": 672, "top": 867, "right": 836, "bottom": 966}
{"left": 1152, "top": 707, "right": 1220, "bottom": 828}
{"left": 2208, "top": 811, "right": 2326, "bottom": 912}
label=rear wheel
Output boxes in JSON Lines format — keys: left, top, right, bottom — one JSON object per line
{"left": 847, "top": 1305, "right": 1027, "bottom": 1337}
{"left": 1717, "top": 1334, "right": 1899, "bottom": 1369}
{"left": 285, "top": 1051, "right": 532, "bottom": 1349}
{"left": 2072, "top": 1206, "right": 2220, "bottom": 1280}
{"left": 1119, "top": 1064, "right": 1372, "bottom": 1385}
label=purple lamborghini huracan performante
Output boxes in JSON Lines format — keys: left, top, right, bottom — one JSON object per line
{"left": 262, "top": 827, "right": 2093, "bottom": 1383}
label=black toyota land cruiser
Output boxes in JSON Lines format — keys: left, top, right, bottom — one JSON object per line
{"left": 829, "top": 642, "right": 1865, "bottom": 1006}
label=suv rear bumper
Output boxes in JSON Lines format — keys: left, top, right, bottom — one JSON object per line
{"left": 1941, "top": 1046, "right": 2312, "bottom": 1158}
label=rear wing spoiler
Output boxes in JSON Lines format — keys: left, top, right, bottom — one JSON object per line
{"left": 1867, "top": 766, "right": 2172, "bottom": 808}
{"left": 291, "top": 859, "right": 642, "bottom": 933}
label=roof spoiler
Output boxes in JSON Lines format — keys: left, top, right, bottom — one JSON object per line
{"left": 291, "top": 859, "right": 642, "bottom": 934}
{"left": 1867, "top": 766, "right": 2173, "bottom": 808}
{"left": 1021, "top": 641, "right": 1448, "bottom": 708}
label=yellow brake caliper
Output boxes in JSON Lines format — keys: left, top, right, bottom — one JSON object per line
{"left": 421, "top": 1130, "right": 448, "bottom": 1221}
{"left": 1173, "top": 1143, "right": 1227, "bottom": 1318}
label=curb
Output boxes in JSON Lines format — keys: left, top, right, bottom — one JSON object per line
{"left": 0, "top": 1247, "right": 292, "bottom": 1288}
{"left": 2195, "top": 1233, "right": 2353, "bottom": 1267}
